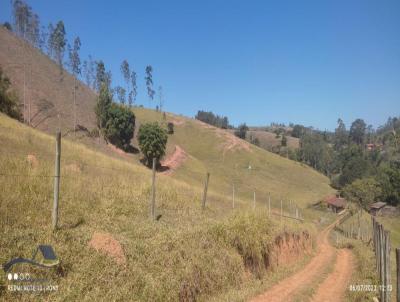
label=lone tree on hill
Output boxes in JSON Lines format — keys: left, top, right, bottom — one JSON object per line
{"left": 95, "top": 84, "right": 112, "bottom": 130}
{"left": 120, "top": 60, "right": 130, "bottom": 90}
{"left": 138, "top": 122, "right": 168, "bottom": 167}
{"left": 145, "top": 65, "right": 155, "bottom": 107}
{"left": 49, "top": 21, "right": 66, "bottom": 69}
{"left": 158, "top": 85, "right": 163, "bottom": 112}
{"left": 95, "top": 60, "right": 107, "bottom": 92}
{"left": 167, "top": 122, "right": 174, "bottom": 134}
{"left": 68, "top": 36, "right": 81, "bottom": 133}
{"left": 128, "top": 70, "right": 137, "bottom": 107}
{"left": 82, "top": 55, "right": 95, "bottom": 89}
{"left": 234, "top": 123, "right": 248, "bottom": 139}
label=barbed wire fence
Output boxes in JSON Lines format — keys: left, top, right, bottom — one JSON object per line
{"left": 0, "top": 131, "right": 306, "bottom": 230}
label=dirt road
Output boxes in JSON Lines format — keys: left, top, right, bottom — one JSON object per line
{"left": 311, "top": 248, "right": 354, "bottom": 302}
{"left": 250, "top": 219, "right": 354, "bottom": 302}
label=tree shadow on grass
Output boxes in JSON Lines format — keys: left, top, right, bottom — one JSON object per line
{"left": 125, "top": 145, "right": 140, "bottom": 154}
{"left": 139, "top": 158, "right": 170, "bottom": 173}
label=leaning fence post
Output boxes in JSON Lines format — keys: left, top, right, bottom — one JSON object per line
{"left": 202, "top": 172, "right": 210, "bottom": 210}
{"left": 52, "top": 131, "right": 61, "bottom": 230}
{"left": 396, "top": 248, "right": 400, "bottom": 302}
{"left": 150, "top": 158, "right": 156, "bottom": 220}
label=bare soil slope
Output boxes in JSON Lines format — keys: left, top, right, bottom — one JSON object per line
{"left": 0, "top": 27, "right": 97, "bottom": 134}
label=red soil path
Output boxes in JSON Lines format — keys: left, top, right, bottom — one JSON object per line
{"left": 161, "top": 145, "right": 187, "bottom": 175}
{"left": 311, "top": 248, "right": 354, "bottom": 302}
{"left": 250, "top": 218, "right": 353, "bottom": 302}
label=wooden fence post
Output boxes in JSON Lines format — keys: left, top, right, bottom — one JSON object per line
{"left": 202, "top": 172, "right": 210, "bottom": 210}
{"left": 268, "top": 193, "right": 271, "bottom": 217}
{"left": 253, "top": 191, "right": 256, "bottom": 209}
{"left": 280, "top": 199, "right": 283, "bottom": 224}
{"left": 379, "top": 224, "right": 385, "bottom": 302}
{"left": 232, "top": 183, "right": 235, "bottom": 209}
{"left": 150, "top": 157, "right": 156, "bottom": 220}
{"left": 384, "top": 230, "right": 391, "bottom": 302}
{"left": 396, "top": 248, "right": 400, "bottom": 302}
{"left": 52, "top": 131, "right": 61, "bottom": 230}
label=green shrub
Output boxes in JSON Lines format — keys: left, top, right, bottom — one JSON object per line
{"left": 0, "top": 67, "right": 21, "bottom": 120}
{"left": 104, "top": 103, "right": 135, "bottom": 150}
{"left": 167, "top": 122, "right": 174, "bottom": 134}
{"left": 138, "top": 122, "right": 168, "bottom": 166}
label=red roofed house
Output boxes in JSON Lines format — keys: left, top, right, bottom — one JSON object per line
{"left": 325, "top": 195, "right": 347, "bottom": 214}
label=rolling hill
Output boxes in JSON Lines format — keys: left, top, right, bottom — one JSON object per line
{"left": 0, "top": 25, "right": 337, "bottom": 301}
{"left": 0, "top": 25, "right": 333, "bottom": 208}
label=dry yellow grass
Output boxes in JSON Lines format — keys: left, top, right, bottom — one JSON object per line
{"left": 1, "top": 23, "right": 336, "bottom": 301}
{"left": 0, "top": 113, "right": 326, "bottom": 301}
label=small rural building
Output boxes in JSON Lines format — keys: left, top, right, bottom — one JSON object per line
{"left": 369, "top": 202, "right": 387, "bottom": 216}
{"left": 369, "top": 202, "right": 399, "bottom": 216}
{"left": 325, "top": 196, "right": 347, "bottom": 213}
{"left": 365, "top": 143, "right": 383, "bottom": 151}
{"left": 380, "top": 205, "right": 399, "bottom": 216}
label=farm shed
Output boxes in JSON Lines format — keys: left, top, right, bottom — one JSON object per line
{"left": 325, "top": 196, "right": 347, "bottom": 214}
{"left": 369, "top": 202, "right": 387, "bottom": 216}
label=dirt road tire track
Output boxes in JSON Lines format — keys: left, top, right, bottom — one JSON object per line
{"left": 250, "top": 219, "right": 353, "bottom": 302}
{"left": 310, "top": 248, "right": 354, "bottom": 302}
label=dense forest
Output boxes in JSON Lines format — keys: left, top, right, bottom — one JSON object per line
{"left": 290, "top": 118, "right": 400, "bottom": 208}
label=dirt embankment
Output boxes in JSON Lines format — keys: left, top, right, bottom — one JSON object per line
{"left": 242, "top": 231, "right": 313, "bottom": 281}
{"left": 268, "top": 231, "right": 313, "bottom": 270}
{"left": 250, "top": 219, "right": 353, "bottom": 302}
{"left": 161, "top": 145, "right": 188, "bottom": 175}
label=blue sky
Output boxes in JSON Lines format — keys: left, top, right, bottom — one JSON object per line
{"left": 1, "top": 0, "right": 399, "bottom": 130}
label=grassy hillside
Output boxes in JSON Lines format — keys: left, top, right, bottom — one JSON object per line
{"left": 0, "top": 26, "right": 332, "bottom": 213}
{"left": 0, "top": 113, "right": 325, "bottom": 301}
{"left": 248, "top": 129, "right": 299, "bottom": 150}
{"left": 133, "top": 108, "right": 332, "bottom": 212}
{"left": 1, "top": 24, "right": 336, "bottom": 301}
{"left": 0, "top": 27, "right": 97, "bottom": 134}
